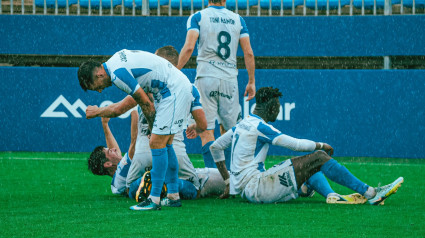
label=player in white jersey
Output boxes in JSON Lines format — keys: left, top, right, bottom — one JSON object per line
{"left": 210, "top": 87, "right": 404, "bottom": 205}
{"left": 78, "top": 49, "right": 207, "bottom": 211}
{"left": 87, "top": 111, "right": 138, "bottom": 196}
{"left": 177, "top": 0, "right": 256, "bottom": 169}
{"left": 87, "top": 110, "right": 219, "bottom": 201}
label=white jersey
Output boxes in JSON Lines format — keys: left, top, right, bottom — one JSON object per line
{"left": 104, "top": 49, "right": 192, "bottom": 103}
{"left": 210, "top": 114, "right": 316, "bottom": 194}
{"left": 111, "top": 153, "right": 131, "bottom": 195}
{"left": 187, "top": 6, "right": 249, "bottom": 80}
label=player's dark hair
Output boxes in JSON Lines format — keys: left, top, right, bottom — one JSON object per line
{"left": 156, "top": 45, "right": 179, "bottom": 67}
{"left": 78, "top": 60, "right": 101, "bottom": 91}
{"left": 88, "top": 146, "right": 108, "bottom": 175}
{"left": 255, "top": 87, "right": 283, "bottom": 105}
{"left": 209, "top": 0, "right": 223, "bottom": 4}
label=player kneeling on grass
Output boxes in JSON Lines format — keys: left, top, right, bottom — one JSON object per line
{"left": 87, "top": 108, "right": 226, "bottom": 205}
{"left": 210, "top": 87, "right": 404, "bottom": 205}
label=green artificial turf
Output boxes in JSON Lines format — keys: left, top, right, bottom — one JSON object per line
{"left": 0, "top": 152, "right": 424, "bottom": 237}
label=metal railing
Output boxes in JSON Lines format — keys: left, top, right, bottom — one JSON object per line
{"left": 0, "top": 0, "right": 423, "bottom": 15}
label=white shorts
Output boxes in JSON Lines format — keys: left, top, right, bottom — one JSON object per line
{"left": 196, "top": 168, "right": 226, "bottom": 198}
{"left": 152, "top": 81, "right": 192, "bottom": 135}
{"left": 241, "top": 159, "right": 298, "bottom": 204}
{"left": 195, "top": 77, "right": 240, "bottom": 131}
{"left": 125, "top": 132, "right": 200, "bottom": 189}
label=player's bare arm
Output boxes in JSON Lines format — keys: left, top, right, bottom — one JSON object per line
{"left": 86, "top": 95, "right": 137, "bottom": 119}
{"left": 186, "top": 109, "right": 207, "bottom": 139}
{"left": 101, "top": 117, "right": 122, "bottom": 156}
{"left": 128, "top": 110, "right": 139, "bottom": 159}
{"left": 177, "top": 30, "right": 199, "bottom": 70}
{"left": 240, "top": 37, "right": 256, "bottom": 101}
{"left": 215, "top": 161, "right": 230, "bottom": 199}
{"left": 132, "top": 88, "right": 156, "bottom": 131}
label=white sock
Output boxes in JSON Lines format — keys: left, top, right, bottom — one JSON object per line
{"left": 167, "top": 193, "right": 180, "bottom": 200}
{"left": 363, "top": 187, "right": 376, "bottom": 199}
{"left": 149, "top": 196, "right": 160, "bottom": 205}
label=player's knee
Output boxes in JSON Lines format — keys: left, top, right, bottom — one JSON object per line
{"left": 312, "top": 150, "right": 331, "bottom": 164}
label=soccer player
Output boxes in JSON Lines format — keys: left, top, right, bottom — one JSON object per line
{"left": 210, "top": 87, "right": 404, "bottom": 205}
{"left": 78, "top": 49, "right": 206, "bottom": 211}
{"left": 88, "top": 112, "right": 223, "bottom": 201}
{"left": 177, "top": 0, "right": 256, "bottom": 169}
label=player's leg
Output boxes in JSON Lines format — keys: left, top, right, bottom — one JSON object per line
{"left": 126, "top": 135, "right": 152, "bottom": 189}
{"left": 292, "top": 150, "right": 403, "bottom": 205}
{"left": 217, "top": 79, "right": 240, "bottom": 169}
{"left": 195, "top": 77, "right": 219, "bottom": 168}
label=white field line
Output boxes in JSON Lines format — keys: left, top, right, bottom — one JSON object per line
{"left": 0, "top": 156, "right": 423, "bottom": 167}
{"left": 0, "top": 157, "right": 86, "bottom": 161}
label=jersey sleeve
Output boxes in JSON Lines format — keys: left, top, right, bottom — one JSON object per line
{"left": 239, "top": 16, "right": 249, "bottom": 39}
{"left": 210, "top": 128, "right": 234, "bottom": 162}
{"left": 190, "top": 85, "right": 203, "bottom": 112}
{"left": 187, "top": 11, "right": 201, "bottom": 32}
{"left": 272, "top": 134, "right": 316, "bottom": 152}
{"left": 112, "top": 68, "right": 141, "bottom": 95}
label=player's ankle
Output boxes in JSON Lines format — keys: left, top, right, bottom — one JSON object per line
{"left": 167, "top": 193, "right": 180, "bottom": 200}
{"left": 149, "top": 196, "right": 161, "bottom": 205}
{"left": 363, "top": 187, "right": 376, "bottom": 199}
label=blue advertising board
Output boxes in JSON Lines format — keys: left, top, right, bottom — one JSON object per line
{"left": 1, "top": 15, "right": 425, "bottom": 57}
{"left": 1, "top": 67, "right": 424, "bottom": 158}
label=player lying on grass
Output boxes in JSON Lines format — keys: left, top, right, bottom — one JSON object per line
{"left": 209, "top": 86, "right": 404, "bottom": 205}
{"left": 88, "top": 110, "right": 227, "bottom": 203}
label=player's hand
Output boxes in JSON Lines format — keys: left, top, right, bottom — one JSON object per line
{"left": 86, "top": 105, "right": 100, "bottom": 119}
{"left": 322, "top": 143, "right": 334, "bottom": 156}
{"left": 101, "top": 117, "right": 110, "bottom": 124}
{"left": 218, "top": 184, "right": 230, "bottom": 199}
{"left": 244, "top": 82, "right": 256, "bottom": 101}
{"left": 186, "top": 124, "right": 198, "bottom": 139}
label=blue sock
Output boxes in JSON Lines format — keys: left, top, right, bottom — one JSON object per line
{"left": 150, "top": 148, "right": 168, "bottom": 197}
{"left": 202, "top": 141, "right": 216, "bottom": 168}
{"left": 128, "top": 177, "right": 142, "bottom": 200}
{"left": 178, "top": 179, "right": 198, "bottom": 200}
{"left": 320, "top": 159, "right": 369, "bottom": 195}
{"left": 224, "top": 146, "right": 231, "bottom": 169}
{"left": 306, "top": 172, "right": 335, "bottom": 198}
{"left": 165, "top": 144, "right": 179, "bottom": 194}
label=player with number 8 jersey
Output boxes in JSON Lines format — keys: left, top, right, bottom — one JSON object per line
{"left": 178, "top": 0, "right": 256, "bottom": 170}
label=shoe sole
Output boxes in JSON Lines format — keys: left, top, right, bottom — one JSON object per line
{"left": 135, "top": 172, "right": 151, "bottom": 203}
{"left": 130, "top": 205, "right": 161, "bottom": 211}
{"left": 326, "top": 193, "right": 367, "bottom": 204}
{"left": 371, "top": 177, "right": 404, "bottom": 205}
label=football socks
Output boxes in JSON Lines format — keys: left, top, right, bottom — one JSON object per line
{"left": 321, "top": 159, "right": 369, "bottom": 195}
{"left": 165, "top": 144, "right": 179, "bottom": 194}
{"left": 150, "top": 147, "right": 168, "bottom": 198}
{"left": 202, "top": 141, "right": 216, "bottom": 168}
{"left": 306, "top": 171, "right": 335, "bottom": 198}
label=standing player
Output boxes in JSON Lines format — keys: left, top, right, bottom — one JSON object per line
{"left": 177, "top": 0, "right": 256, "bottom": 168}
{"left": 210, "top": 87, "right": 404, "bottom": 205}
{"left": 78, "top": 49, "right": 206, "bottom": 211}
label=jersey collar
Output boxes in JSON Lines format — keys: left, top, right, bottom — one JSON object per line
{"left": 250, "top": 113, "right": 265, "bottom": 122}
{"left": 102, "top": 63, "right": 111, "bottom": 78}
{"left": 209, "top": 5, "right": 225, "bottom": 9}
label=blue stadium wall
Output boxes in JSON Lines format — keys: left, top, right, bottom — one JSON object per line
{"left": 1, "top": 67, "right": 424, "bottom": 158}
{"left": 0, "top": 15, "right": 424, "bottom": 158}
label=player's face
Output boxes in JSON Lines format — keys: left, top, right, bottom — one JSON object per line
{"left": 89, "top": 77, "right": 108, "bottom": 93}
{"left": 269, "top": 98, "right": 280, "bottom": 122}
{"left": 103, "top": 147, "right": 121, "bottom": 162}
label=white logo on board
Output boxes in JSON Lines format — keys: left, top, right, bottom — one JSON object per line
{"left": 40, "top": 95, "right": 131, "bottom": 119}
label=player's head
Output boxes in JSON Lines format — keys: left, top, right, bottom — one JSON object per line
{"left": 88, "top": 146, "right": 121, "bottom": 176}
{"left": 78, "top": 60, "right": 111, "bottom": 93}
{"left": 155, "top": 45, "right": 179, "bottom": 67}
{"left": 209, "top": 0, "right": 226, "bottom": 5}
{"left": 254, "top": 87, "right": 282, "bottom": 122}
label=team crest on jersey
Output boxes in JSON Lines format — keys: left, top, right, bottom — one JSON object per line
{"left": 279, "top": 172, "right": 293, "bottom": 187}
